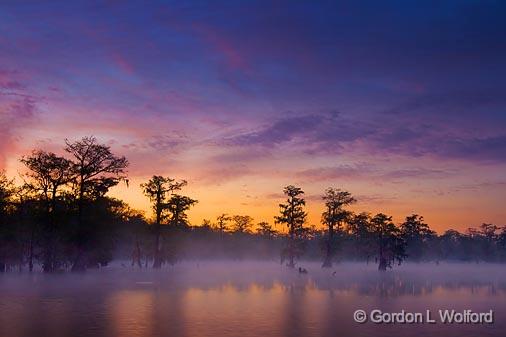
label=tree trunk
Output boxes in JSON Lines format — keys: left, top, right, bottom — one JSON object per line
{"left": 42, "top": 249, "right": 53, "bottom": 273}
{"left": 378, "top": 257, "right": 387, "bottom": 271}
{"left": 322, "top": 256, "right": 332, "bottom": 268}
{"left": 28, "top": 227, "right": 34, "bottom": 272}
{"left": 322, "top": 224, "right": 334, "bottom": 268}
{"left": 132, "top": 240, "right": 142, "bottom": 268}
{"left": 378, "top": 232, "right": 387, "bottom": 271}
{"left": 153, "top": 225, "right": 162, "bottom": 269}
{"left": 287, "top": 254, "right": 295, "bottom": 268}
{"left": 286, "top": 226, "right": 295, "bottom": 268}
{"left": 71, "top": 176, "right": 87, "bottom": 273}
{"left": 41, "top": 195, "right": 55, "bottom": 273}
{"left": 71, "top": 248, "right": 86, "bottom": 272}
{"left": 153, "top": 195, "right": 162, "bottom": 269}
{"left": 43, "top": 217, "right": 55, "bottom": 272}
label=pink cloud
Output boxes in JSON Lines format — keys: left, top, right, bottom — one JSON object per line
{"left": 192, "top": 23, "right": 249, "bottom": 73}
{"left": 0, "top": 95, "right": 38, "bottom": 168}
{"left": 0, "top": 69, "right": 25, "bottom": 90}
{"left": 110, "top": 52, "right": 135, "bottom": 75}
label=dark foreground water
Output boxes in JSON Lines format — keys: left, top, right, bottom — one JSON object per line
{"left": 1, "top": 262, "right": 505, "bottom": 337}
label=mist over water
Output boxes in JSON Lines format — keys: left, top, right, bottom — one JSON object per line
{"left": 1, "top": 261, "right": 505, "bottom": 337}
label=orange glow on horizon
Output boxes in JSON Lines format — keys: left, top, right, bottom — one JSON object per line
{"left": 3, "top": 136, "right": 505, "bottom": 235}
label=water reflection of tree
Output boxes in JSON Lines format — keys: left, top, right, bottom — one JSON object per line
{"left": 108, "top": 264, "right": 506, "bottom": 298}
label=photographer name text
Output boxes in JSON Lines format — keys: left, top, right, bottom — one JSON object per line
{"left": 353, "top": 309, "right": 494, "bottom": 324}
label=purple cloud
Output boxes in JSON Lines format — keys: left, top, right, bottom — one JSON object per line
{"left": 222, "top": 109, "right": 506, "bottom": 163}
{"left": 0, "top": 95, "right": 38, "bottom": 167}
{"left": 296, "top": 164, "right": 452, "bottom": 183}
{"left": 296, "top": 164, "right": 372, "bottom": 182}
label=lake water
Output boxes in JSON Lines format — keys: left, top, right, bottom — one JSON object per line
{"left": 1, "top": 261, "right": 505, "bottom": 337}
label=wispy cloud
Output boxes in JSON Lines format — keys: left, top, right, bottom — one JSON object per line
{"left": 221, "top": 109, "right": 506, "bottom": 163}
{"left": 296, "top": 164, "right": 452, "bottom": 183}
{"left": 0, "top": 96, "right": 38, "bottom": 167}
{"left": 296, "top": 164, "right": 372, "bottom": 182}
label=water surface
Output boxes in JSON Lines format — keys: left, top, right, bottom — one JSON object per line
{"left": 1, "top": 262, "right": 505, "bottom": 337}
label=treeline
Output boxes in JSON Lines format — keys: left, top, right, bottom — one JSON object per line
{"left": 0, "top": 137, "right": 505, "bottom": 273}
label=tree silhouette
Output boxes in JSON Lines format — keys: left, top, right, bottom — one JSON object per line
{"left": 256, "top": 221, "right": 276, "bottom": 237}
{"left": 201, "top": 219, "right": 213, "bottom": 230}
{"left": 0, "top": 171, "right": 15, "bottom": 272}
{"left": 65, "top": 136, "right": 128, "bottom": 271}
{"left": 400, "top": 214, "right": 435, "bottom": 262}
{"left": 216, "top": 213, "right": 231, "bottom": 234}
{"left": 3, "top": 139, "right": 506, "bottom": 272}
{"left": 474, "top": 223, "right": 500, "bottom": 261}
{"left": 141, "top": 176, "right": 186, "bottom": 268}
{"left": 21, "top": 150, "right": 72, "bottom": 272}
{"left": 370, "top": 213, "right": 406, "bottom": 271}
{"left": 0, "top": 170, "right": 14, "bottom": 214}
{"left": 439, "top": 229, "right": 463, "bottom": 260}
{"left": 166, "top": 194, "right": 197, "bottom": 228}
{"left": 125, "top": 210, "right": 147, "bottom": 268}
{"left": 21, "top": 151, "right": 72, "bottom": 205}
{"left": 348, "top": 212, "right": 374, "bottom": 262}
{"left": 275, "top": 185, "right": 307, "bottom": 268}
{"left": 232, "top": 215, "right": 254, "bottom": 233}
{"left": 65, "top": 136, "right": 128, "bottom": 201}
{"left": 497, "top": 227, "right": 506, "bottom": 259}
{"left": 321, "top": 188, "right": 356, "bottom": 268}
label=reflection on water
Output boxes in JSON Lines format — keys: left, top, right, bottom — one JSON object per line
{"left": 0, "top": 262, "right": 505, "bottom": 337}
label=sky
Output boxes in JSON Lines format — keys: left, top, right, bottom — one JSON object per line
{"left": 1, "top": 0, "right": 505, "bottom": 232}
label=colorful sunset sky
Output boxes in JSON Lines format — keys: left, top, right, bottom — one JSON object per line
{"left": 1, "top": 1, "right": 505, "bottom": 232}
